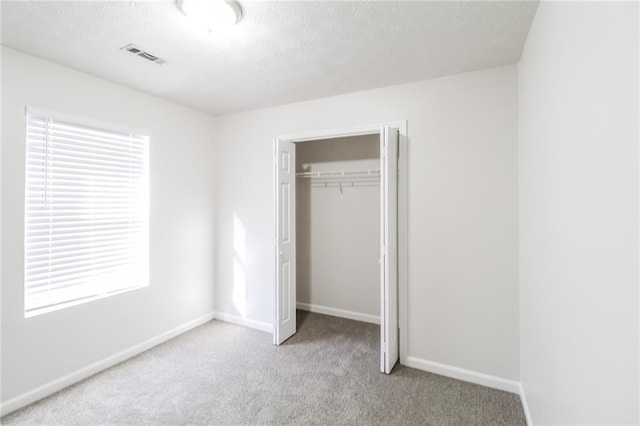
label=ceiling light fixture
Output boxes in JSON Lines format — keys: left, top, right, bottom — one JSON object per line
{"left": 177, "top": 0, "right": 242, "bottom": 29}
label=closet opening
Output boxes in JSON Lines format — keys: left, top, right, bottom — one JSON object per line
{"left": 273, "top": 122, "right": 405, "bottom": 374}
{"left": 296, "top": 135, "right": 380, "bottom": 328}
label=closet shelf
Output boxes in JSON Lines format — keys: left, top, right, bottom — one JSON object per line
{"left": 297, "top": 169, "right": 380, "bottom": 193}
{"left": 296, "top": 169, "right": 380, "bottom": 179}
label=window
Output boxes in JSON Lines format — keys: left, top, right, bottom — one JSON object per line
{"left": 24, "top": 107, "right": 150, "bottom": 317}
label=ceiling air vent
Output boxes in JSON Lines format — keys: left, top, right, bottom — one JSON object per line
{"left": 121, "top": 44, "right": 166, "bottom": 65}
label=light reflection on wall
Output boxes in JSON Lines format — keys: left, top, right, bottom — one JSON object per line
{"left": 232, "top": 214, "right": 247, "bottom": 316}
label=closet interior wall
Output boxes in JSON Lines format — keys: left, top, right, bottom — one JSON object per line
{"left": 296, "top": 135, "right": 380, "bottom": 320}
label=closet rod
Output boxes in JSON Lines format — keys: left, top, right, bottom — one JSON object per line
{"left": 311, "top": 180, "right": 379, "bottom": 194}
{"left": 311, "top": 181, "right": 379, "bottom": 188}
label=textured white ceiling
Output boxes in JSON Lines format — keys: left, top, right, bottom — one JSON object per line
{"left": 1, "top": 0, "right": 538, "bottom": 115}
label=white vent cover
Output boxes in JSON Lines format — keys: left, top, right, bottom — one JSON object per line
{"left": 120, "top": 44, "right": 166, "bottom": 65}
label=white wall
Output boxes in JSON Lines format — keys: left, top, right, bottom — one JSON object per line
{"left": 296, "top": 135, "right": 380, "bottom": 318}
{"left": 215, "top": 65, "right": 520, "bottom": 382}
{"left": 1, "top": 47, "right": 217, "bottom": 404}
{"left": 518, "top": 2, "right": 639, "bottom": 424}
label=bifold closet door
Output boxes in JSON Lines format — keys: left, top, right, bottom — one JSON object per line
{"left": 380, "top": 127, "right": 399, "bottom": 374}
{"left": 274, "top": 139, "right": 296, "bottom": 345}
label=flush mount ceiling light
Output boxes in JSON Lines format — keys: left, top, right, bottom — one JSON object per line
{"left": 177, "top": 0, "right": 242, "bottom": 29}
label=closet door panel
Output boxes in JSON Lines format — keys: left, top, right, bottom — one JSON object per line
{"left": 274, "top": 139, "right": 296, "bottom": 345}
{"left": 381, "top": 127, "right": 399, "bottom": 373}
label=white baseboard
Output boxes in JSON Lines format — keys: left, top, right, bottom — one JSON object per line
{"left": 213, "top": 311, "right": 273, "bottom": 333}
{"left": 0, "top": 312, "right": 215, "bottom": 417}
{"left": 519, "top": 383, "right": 533, "bottom": 425}
{"left": 404, "top": 355, "right": 521, "bottom": 394}
{"left": 296, "top": 302, "right": 380, "bottom": 325}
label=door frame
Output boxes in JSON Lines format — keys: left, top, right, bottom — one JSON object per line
{"left": 273, "top": 120, "right": 408, "bottom": 366}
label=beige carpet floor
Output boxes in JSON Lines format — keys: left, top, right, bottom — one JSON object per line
{"left": 2, "top": 311, "right": 526, "bottom": 425}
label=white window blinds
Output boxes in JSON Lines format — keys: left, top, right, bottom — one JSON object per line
{"left": 24, "top": 108, "right": 150, "bottom": 316}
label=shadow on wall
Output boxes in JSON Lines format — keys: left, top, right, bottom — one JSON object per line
{"left": 297, "top": 174, "right": 311, "bottom": 304}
